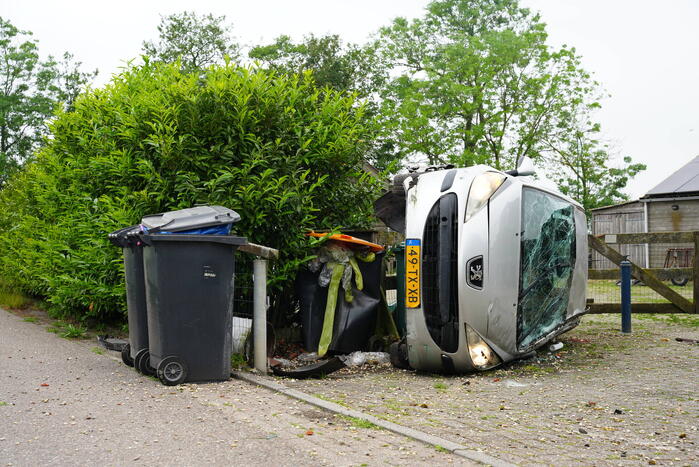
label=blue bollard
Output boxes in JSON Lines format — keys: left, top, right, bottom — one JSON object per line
{"left": 620, "top": 260, "right": 632, "bottom": 333}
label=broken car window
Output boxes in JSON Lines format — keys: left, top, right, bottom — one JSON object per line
{"left": 517, "top": 188, "right": 576, "bottom": 350}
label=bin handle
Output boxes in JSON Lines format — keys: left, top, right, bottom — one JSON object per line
{"left": 137, "top": 232, "right": 153, "bottom": 246}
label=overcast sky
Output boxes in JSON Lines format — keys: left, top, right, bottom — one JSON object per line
{"left": 4, "top": 0, "right": 698, "bottom": 198}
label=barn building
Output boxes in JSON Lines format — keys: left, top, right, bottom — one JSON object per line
{"left": 591, "top": 155, "right": 699, "bottom": 270}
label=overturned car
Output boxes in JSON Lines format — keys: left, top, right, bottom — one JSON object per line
{"left": 377, "top": 160, "right": 588, "bottom": 373}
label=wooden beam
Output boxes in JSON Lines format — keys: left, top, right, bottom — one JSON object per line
{"left": 694, "top": 232, "right": 699, "bottom": 314}
{"left": 588, "top": 267, "right": 693, "bottom": 281}
{"left": 588, "top": 235, "right": 693, "bottom": 313}
{"left": 238, "top": 242, "right": 279, "bottom": 259}
{"left": 588, "top": 303, "right": 687, "bottom": 314}
{"left": 601, "top": 231, "right": 695, "bottom": 244}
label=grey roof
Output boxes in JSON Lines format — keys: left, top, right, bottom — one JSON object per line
{"left": 590, "top": 199, "right": 642, "bottom": 212}
{"left": 644, "top": 155, "right": 699, "bottom": 197}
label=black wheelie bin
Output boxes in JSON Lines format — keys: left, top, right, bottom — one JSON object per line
{"left": 108, "top": 225, "right": 152, "bottom": 374}
{"left": 138, "top": 206, "right": 246, "bottom": 385}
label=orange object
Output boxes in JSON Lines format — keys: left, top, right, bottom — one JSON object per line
{"left": 307, "top": 231, "right": 384, "bottom": 252}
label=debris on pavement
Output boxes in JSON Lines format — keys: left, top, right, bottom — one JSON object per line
{"left": 549, "top": 342, "right": 564, "bottom": 351}
{"left": 338, "top": 351, "right": 390, "bottom": 367}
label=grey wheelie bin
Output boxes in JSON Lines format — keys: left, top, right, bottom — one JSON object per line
{"left": 108, "top": 225, "right": 152, "bottom": 374}
{"left": 138, "top": 206, "right": 246, "bottom": 385}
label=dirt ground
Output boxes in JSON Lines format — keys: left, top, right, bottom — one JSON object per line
{"left": 278, "top": 314, "right": 699, "bottom": 466}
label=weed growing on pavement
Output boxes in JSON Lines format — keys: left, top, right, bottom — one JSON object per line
{"left": 230, "top": 353, "right": 247, "bottom": 369}
{"left": 435, "top": 445, "right": 449, "bottom": 453}
{"left": 381, "top": 398, "right": 409, "bottom": 415}
{"left": 315, "top": 394, "right": 350, "bottom": 408}
{"left": 0, "top": 401, "right": 7, "bottom": 406}
{"left": 91, "top": 347, "right": 104, "bottom": 355}
{"left": 60, "top": 324, "right": 87, "bottom": 339}
{"left": 433, "top": 382, "right": 448, "bottom": 390}
{"left": 338, "top": 415, "right": 380, "bottom": 430}
{"left": 23, "top": 317, "right": 37, "bottom": 323}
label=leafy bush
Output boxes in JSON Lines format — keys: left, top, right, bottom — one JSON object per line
{"left": 0, "top": 61, "right": 379, "bottom": 324}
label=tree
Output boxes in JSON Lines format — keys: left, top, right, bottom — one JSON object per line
{"left": 142, "top": 11, "right": 240, "bottom": 70}
{"left": 249, "top": 34, "right": 380, "bottom": 95}
{"left": 374, "top": 0, "right": 598, "bottom": 170}
{"left": 0, "top": 17, "right": 95, "bottom": 184}
{"left": 543, "top": 108, "right": 646, "bottom": 214}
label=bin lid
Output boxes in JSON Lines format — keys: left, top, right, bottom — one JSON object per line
{"left": 141, "top": 206, "right": 240, "bottom": 233}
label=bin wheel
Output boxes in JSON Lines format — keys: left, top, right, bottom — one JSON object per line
{"left": 157, "top": 356, "right": 188, "bottom": 386}
{"left": 671, "top": 276, "right": 689, "bottom": 286}
{"left": 121, "top": 343, "right": 134, "bottom": 367}
{"left": 134, "top": 349, "right": 155, "bottom": 376}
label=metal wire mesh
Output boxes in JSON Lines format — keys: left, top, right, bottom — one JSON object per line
{"left": 231, "top": 260, "right": 253, "bottom": 354}
{"left": 587, "top": 278, "right": 694, "bottom": 304}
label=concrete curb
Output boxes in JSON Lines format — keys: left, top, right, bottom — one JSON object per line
{"left": 232, "top": 371, "right": 515, "bottom": 467}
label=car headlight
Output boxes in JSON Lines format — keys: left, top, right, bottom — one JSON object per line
{"left": 465, "top": 324, "right": 502, "bottom": 370}
{"left": 464, "top": 172, "right": 506, "bottom": 222}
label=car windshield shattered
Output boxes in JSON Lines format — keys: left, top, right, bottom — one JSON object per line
{"left": 517, "top": 188, "right": 577, "bottom": 350}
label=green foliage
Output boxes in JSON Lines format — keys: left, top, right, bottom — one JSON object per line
{"left": 230, "top": 353, "right": 247, "bottom": 369}
{"left": 249, "top": 35, "right": 397, "bottom": 172}
{"left": 45, "top": 320, "right": 86, "bottom": 338}
{"left": 0, "top": 17, "right": 96, "bottom": 184}
{"left": 142, "top": 11, "right": 240, "bottom": 71}
{"left": 0, "top": 62, "right": 379, "bottom": 324}
{"left": 0, "top": 289, "right": 29, "bottom": 309}
{"left": 543, "top": 110, "right": 646, "bottom": 214}
{"left": 373, "top": 0, "right": 599, "bottom": 170}
{"left": 249, "top": 34, "right": 378, "bottom": 95}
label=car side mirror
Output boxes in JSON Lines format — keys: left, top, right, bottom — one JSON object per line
{"left": 505, "top": 156, "right": 536, "bottom": 177}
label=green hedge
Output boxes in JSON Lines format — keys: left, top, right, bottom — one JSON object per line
{"left": 0, "top": 62, "right": 379, "bottom": 323}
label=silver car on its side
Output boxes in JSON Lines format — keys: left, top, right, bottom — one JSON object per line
{"left": 385, "top": 162, "right": 588, "bottom": 373}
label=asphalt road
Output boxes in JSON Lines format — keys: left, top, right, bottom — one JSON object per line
{"left": 0, "top": 309, "right": 461, "bottom": 466}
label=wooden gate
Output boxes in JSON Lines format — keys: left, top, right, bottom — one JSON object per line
{"left": 587, "top": 232, "right": 699, "bottom": 314}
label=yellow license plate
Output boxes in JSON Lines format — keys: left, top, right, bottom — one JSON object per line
{"left": 405, "top": 239, "right": 421, "bottom": 308}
